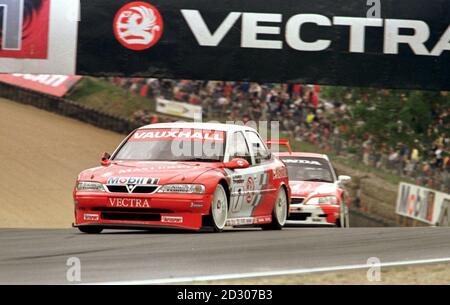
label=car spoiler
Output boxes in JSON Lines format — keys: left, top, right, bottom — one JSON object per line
{"left": 265, "top": 140, "right": 293, "bottom": 154}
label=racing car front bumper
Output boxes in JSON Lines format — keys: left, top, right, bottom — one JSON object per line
{"left": 286, "top": 204, "right": 339, "bottom": 227}
{"left": 73, "top": 191, "right": 213, "bottom": 230}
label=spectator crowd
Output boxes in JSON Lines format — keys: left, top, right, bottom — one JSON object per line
{"left": 109, "top": 77, "right": 449, "bottom": 193}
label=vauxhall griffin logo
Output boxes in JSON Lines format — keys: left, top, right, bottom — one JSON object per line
{"left": 113, "top": 1, "right": 164, "bottom": 51}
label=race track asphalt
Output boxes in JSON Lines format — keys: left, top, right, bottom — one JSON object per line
{"left": 0, "top": 98, "right": 123, "bottom": 228}
{"left": 1, "top": 227, "right": 450, "bottom": 284}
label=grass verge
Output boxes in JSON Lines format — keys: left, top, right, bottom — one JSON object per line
{"left": 68, "top": 77, "right": 155, "bottom": 118}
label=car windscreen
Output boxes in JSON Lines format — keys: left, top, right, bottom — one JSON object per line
{"left": 113, "top": 128, "right": 225, "bottom": 162}
{"left": 281, "top": 157, "right": 334, "bottom": 183}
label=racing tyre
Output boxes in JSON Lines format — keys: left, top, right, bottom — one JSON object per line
{"left": 261, "top": 188, "right": 288, "bottom": 230}
{"left": 338, "top": 202, "right": 350, "bottom": 228}
{"left": 78, "top": 226, "right": 103, "bottom": 234}
{"left": 205, "top": 184, "right": 228, "bottom": 232}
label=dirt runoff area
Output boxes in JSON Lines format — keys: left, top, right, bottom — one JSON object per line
{"left": 197, "top": 263, "right": 450, "bottom": 285}
{"left": 0, "top": 98, "right": 123, "bottom": 228}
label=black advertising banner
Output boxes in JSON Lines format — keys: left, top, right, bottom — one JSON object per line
{"left": 1, "top": 0, "right": 449, "bottom": 89}
{"left": 77, "top": 0, "right": 450, "bottom": 89}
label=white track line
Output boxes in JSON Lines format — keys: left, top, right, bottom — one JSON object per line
{"left": 86, "top": 257, "right": 450, "bottom": 285}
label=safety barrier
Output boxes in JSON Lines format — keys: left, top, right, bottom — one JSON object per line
{"left": 0, "top": 82, "right": 140, "bottom": 134}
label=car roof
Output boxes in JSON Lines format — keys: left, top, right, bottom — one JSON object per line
{"left": 275, "top": 152, "right": 330, "bottom": 161}
{"left": 138, "top": 122, "right": 257, "bottom": 133}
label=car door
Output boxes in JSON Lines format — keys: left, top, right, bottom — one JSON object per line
{"left": 226, "top": 130, "right": 274, "bottom": 220}
{"left": 243, "top": 131, "right": 275, "bottom": 217}
{"left": 226, "top": 131, "right": 256, "bottom": 219}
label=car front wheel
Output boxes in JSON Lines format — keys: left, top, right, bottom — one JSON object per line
{"left": 78, "top": 226, "right": 103, "bottom": 234}
{"left": 206, "top": 184, "right": 228, "bottom": 232}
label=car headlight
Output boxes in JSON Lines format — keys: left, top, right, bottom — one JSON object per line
{"left": 157, "top": 184, "right": 205, "bottom": 194}
{"left": 305, "top": 196, "right": 337, "bottom": 205}
{"left": 76, "top": 181, "right": 105, "bottom": 192}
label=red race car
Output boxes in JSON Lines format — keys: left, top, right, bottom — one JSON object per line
{"left": 73, "top": 123, "right": 290, "bottom": 233}
{"left": 267, "top": 140, "right": 351, "bottom": 227}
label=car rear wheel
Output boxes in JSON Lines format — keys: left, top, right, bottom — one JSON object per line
{"left": 207, "top": 184, "right": 228, "bottom": 232}
{"left": 344, "top": 204, "right": 350, "bottom": 228}
{"left": 261, "top": 188, "right": 288, "bottom": 230}
{"left": 338, "top": 202, "right": 350, "bottom": 228}
{"left": 78, "top": 226, "right": 103, "bottom": 234}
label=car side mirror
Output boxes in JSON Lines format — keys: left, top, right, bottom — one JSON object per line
{"left": 101, "top": 152, "right": 111, "bottom": 166}
{"left": 223, "top": 158, "right": 250, "bottom": 169}
{"left": 337, "top": 175, "right": 352, "bottom": 185}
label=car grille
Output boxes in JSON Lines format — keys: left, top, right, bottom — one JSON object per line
{"left": 106, "top": 185, "right": 158, "bottom": 194}
{"left": 289, "top": 212, "right": 311, "bottom": 221}
{"left": 106, "top": 185, "right": 128, "bottom": 193}
{"left": 132, "top": 186, "right": 159, "bottom": 194}
{"left": 101, "top": 212, "right": 161, "bottom": 222}
{"left": 291, "top": 197, "right": 305, "bottom": 204}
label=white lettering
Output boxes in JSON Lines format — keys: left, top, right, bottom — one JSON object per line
{"left": 108, "top": 198, "right": 150, "bottom": 208}
{"left": 191, "top": 132, "right": 203, "bottom": 139}
{"left": 66, "top": 257, "right": 81, "bottom": 283}
{"left": 286, "top": 14, "right": 331, "bottom": 51}
{"left": 366, "top": 0, "right": 381, "bottom": 19}
{"left": 384, "top": 19, "right": 430, "bottom": 55}
{"left": 333, "top": 17, "right": 383, "bottom": 53}
{"left": 181, "top": 10, "right": 241, "bottom": 46}
{"left": 241, "top": 13, "right": 282, "bottom": 49}
{"left": 431, "top": 25, "right": 450, "bottom": 56}
{"left": 177, "top": 131, "right": 192, "bottom": 139}
{"left": 143, "top": 132, "right": 155, "bottom": 139}
{"left": 182, "top": 10, "right": 450, "bottom": 57}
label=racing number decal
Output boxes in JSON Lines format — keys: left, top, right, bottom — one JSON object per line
{"left": 248, "top": 172, "right": 269, "bottom": 208}
{"left": 231, "top": 185, "right": 244, "bottom": 213}
{"left": 246, "top": 177, "right": 255, "bottom": 204}
{"left": 0, "top": 0, "right": 23, "bottom": 50}
{"left": 230, "top": 175, "right": 257, "bottom": 214}
{"left": 229, "top": 171, "right": 269, "bottom": 216}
